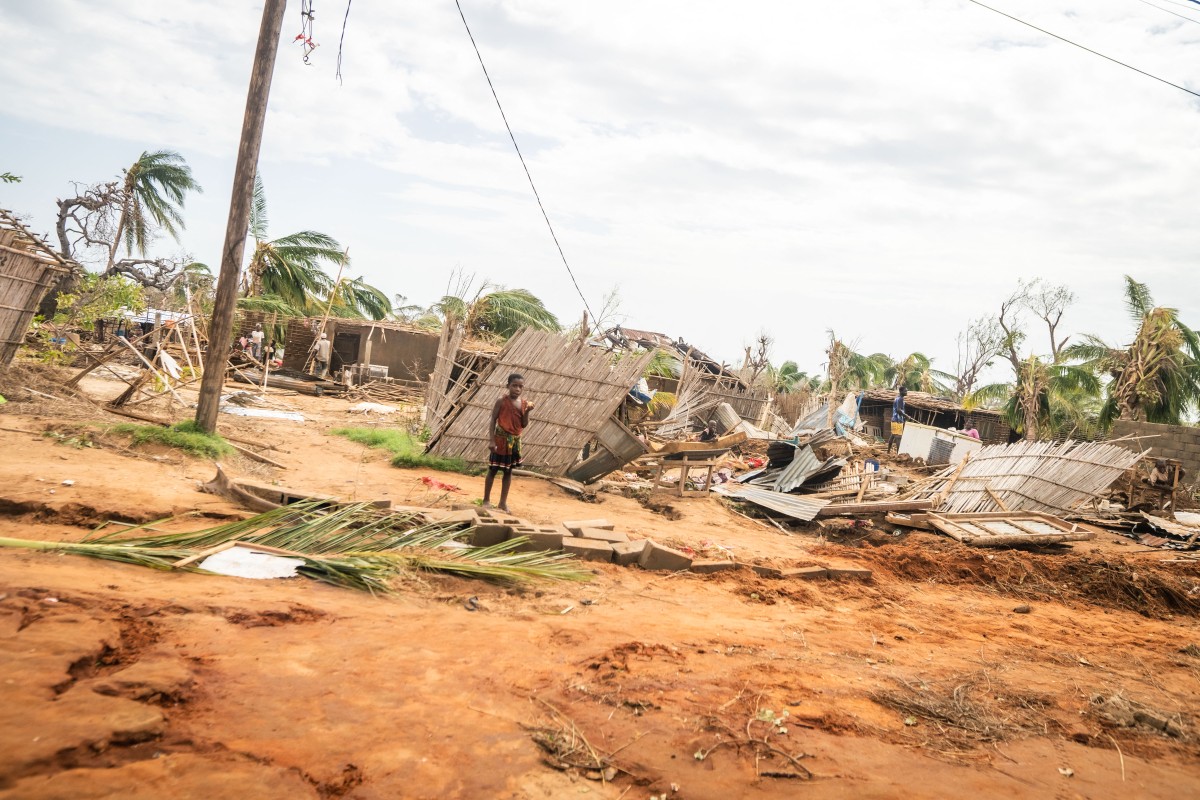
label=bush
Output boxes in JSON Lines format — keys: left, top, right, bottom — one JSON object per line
{"left": 331, "top": 427, "right": 480, "bottom": 475}
{"left": 111, "top": 421, "right": 234, "bottom": 459}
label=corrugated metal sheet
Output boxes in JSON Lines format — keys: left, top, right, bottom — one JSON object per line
{"left": 713, "top": 485, "right": 831, "bottom": 522}
{"left": 774, "top": 445, "right": 821, "bottom": 492}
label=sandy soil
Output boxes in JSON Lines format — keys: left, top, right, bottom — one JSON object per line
{"left": 2, "top": 364, "right": 1199, "bottom": 799}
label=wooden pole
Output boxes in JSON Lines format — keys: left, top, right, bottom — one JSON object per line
{"left": 304, "top": 255, "right": 346, "bottom": 376}
{"left": 183, "top": 281, "right": 205, "bottom": 375}
{"left": 194, "top": 0, "right": 288, "bottom": 434}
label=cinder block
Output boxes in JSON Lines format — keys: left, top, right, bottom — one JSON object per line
{"left": 690, "top": 560, "right": 738, "bottom": 574}
{"left": 637, "top": 540, "right": 693, "bottom": 571}
{"left": 826, "top": 566, "right": 873, "bottom": 580}
{"left": 781, "top": 566, "right": 828, "bottom": 581}
{"left": 439, "top": 509, "right": 479, "bottom": 527}
{"left": 510, "top": 530, "right": 566, "bottom": 552}
{"left": 471, "top": 523, "right": 513, "bottom": 547}
{"left": 610, "top": 539, "right": 648, "bottom": 566}
{"left": 563, "top": 519, "right": 613, "bottom": 535}
{"left": 563, "top": 537, "right": 614, "bottom": 562}
{"left": 578, "top": 527, "right": 630, "bottom": 544}
{"left": 750, "top": 564, "right": 782, "bottom": 579}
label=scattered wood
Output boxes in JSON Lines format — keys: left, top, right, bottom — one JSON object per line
{"left": 817, "top": 499, "right": 933, "bottom": 517}
{"left": 927, "top": 512, "right": 1094, "bottom": 547}
{"left": 201, "top": 464, "right": 329, "bottom": 512}
{"left": 885, "top": 511, "right": 934, "bottom": 531}
{"left": 227, "top": 441, "right": 288, "bottom": 469}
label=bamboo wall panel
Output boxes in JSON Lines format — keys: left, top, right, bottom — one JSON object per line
{"left": 0, "top": 228, "right": 67, "bottom": 368}
{"left": 425, "top": 321, "right": 465, "bottom": 429}
{"left": 427, "top": 329, "right": 655, "bottom": 473}
{"left": 909, "top": 439, "right": 1145, "bottom": 515}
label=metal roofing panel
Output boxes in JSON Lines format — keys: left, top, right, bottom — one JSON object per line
{"left": 713, "top": 485, "right": 831, "bottom": 522}
{"left": 773, "top": 446, "right": 821, "bottom": 492}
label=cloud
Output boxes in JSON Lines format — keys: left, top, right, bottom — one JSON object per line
{"left": 1, "top": 0, "right": 1197, "bottom": 375}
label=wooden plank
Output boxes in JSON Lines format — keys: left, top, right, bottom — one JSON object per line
{"left": 885, "top": 512, "right": 933, "bottom": 530}
{"left": 817, "top": 499, "right": 933, "bottom": 517}
{"left": 926, "top": 511, "right": 1093, "bottom": 547}
{"left": 985, "top": 486, "right": 1011, "bottom": 512}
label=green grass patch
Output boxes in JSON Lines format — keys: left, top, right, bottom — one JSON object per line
{"left": 332, "top": 427, "right": 481, "bottom": 475}
{"left": 111, "top": 421, "right": 235, "bottom": 459}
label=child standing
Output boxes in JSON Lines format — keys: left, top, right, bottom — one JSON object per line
{"left": 483, "top": 373, "right": 534, "bottom": 513}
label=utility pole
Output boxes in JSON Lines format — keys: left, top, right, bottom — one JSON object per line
{"left": 195, "top": 0, "right": 288, "bottom": 433}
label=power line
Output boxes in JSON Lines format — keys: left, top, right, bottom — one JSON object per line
{"left": 965, "top": 0, "right": 1200, "bottom": 100}
{"left": 452, "top": 0, "right": 596, "bottom": 321}
{"left": 1148, "top": 0, "right": 1200, "bottom": 14}
{"left": 1132, "top": 0, "right": 1200, "bottom": 25}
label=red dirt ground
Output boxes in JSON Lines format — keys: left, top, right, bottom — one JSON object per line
{"left": 1, "top": 366, "right": 1199, "bottom": 799}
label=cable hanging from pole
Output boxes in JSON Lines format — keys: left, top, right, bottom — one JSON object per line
{"left": 453, "top": 0, "right": 596, "bottom": 321}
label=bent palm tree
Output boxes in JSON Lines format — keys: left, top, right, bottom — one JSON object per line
{"left": 243, "top": 174, "right": 345, "bottom": 306}
{"left": 110, "top": 150, "right": 201, "bottom": 269}
{"left": 1067, "top": 276, "right": 1200, "bottom": 426}
{"left": 435, "top": 284, "right": 560, "bottom": 340}
{"left": 239, "top": 174, "right": 390, "bottom": 320}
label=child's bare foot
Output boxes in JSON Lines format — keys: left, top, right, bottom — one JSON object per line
{"left": 498, "top": 505, "right": 511, "bottom": 514}
{"left": 480, "top": 500, "right": 493, "bottom": 509}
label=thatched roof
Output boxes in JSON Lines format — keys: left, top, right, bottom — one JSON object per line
{"left": 860, "top": 389, "right": 1002, "bottom": 418}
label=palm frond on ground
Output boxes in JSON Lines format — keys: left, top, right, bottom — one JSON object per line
{"left": 0, "top": 502, "right": 591, "bottom": 593}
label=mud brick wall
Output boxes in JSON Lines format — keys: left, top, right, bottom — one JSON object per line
{"left": 1110, "top": 420, "right": 1200, "bottom": 486}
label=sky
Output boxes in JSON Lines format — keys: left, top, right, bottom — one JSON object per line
{"left": 1, "top": 0, "right": 1198, "bottom": 381}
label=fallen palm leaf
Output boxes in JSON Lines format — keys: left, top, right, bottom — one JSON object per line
{"left": 1, "top": 500, "right": 592, "bottom": 592}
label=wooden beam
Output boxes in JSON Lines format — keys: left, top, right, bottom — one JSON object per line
{"left": 817, "top": 499, "right": 933, "bottom": 517}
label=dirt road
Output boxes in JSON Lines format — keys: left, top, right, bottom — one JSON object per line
{"left": 2, "top": 372, "right": 1198, "bottom": 799}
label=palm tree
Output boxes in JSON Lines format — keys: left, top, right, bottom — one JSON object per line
{"left": 109, "top": 150, "right": 201, "bottom": 269}
{"left": 242, "top": 174, "right": 345, "bottom": 307}
{"left": 325, "top": 276, "right": 393, "bottom": 321}
{"left": 434, "top": 283, "right": 560, "bottom": 340}
{"left": 889, "top": 352, "right": 955, "bottom": 396}
{"left": 1067, "top": 276, "right": 1200, "bottom": 427}
{"left": 770, "top": 361, "right": 819, "bottom": 394}
{"left": 966, "top": 356, "right": 1100, "bottom": 440}
{"left": 236, "top": 175, "right": 389, "bottom": 321}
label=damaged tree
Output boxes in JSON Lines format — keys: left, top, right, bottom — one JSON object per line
{"left": 969, "top": 280, "right": 1098, "bottom": 441}
{"left": 43, "top": 150, "right": 202, "bottom": 315}
{"left": 1069, "top": 276, "right": 1200, "bottom": 426}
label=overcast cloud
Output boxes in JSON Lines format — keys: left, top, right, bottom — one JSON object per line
{"left": 1, "top": 0, "right": 1197, "bottom": 378}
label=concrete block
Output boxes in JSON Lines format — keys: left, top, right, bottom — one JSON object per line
{"left": 610, "top": 539, "right": 648, "bottom": 566}
{"left": 826, "top": 566, "right": 873, "bottom": 580}
{"left": 438, "top": 508, "right": 480, "bottom": 527}
{"left": 510, "top": 530, "right": 566, "bottom": 552}
{"left": 470, "top": 523, "right": 513, "bottom": 547}
{"left": 638, "top": 540, "right": 693, "bottom": 571}
{"left": 690, "top": 560, "right": 738, "bottom": 574}
{"left": 578, "top": 527, "right": 630, "bottom": 544}
{"left": 563, "top": 537, "right": 614, "bottom": 562}
{"left": 750, "top": 564, "right": 782, "bottom": 579}
{"left": 781, "top": 566, "right": 828, "bottom": 581}
{"left": 563, "top": 519, "right": 614, "bottom": 535}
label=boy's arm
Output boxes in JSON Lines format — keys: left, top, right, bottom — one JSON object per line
{"left": 488, "top": 398, "right": 502, "bottom": 452}
{"left": 521, "top": 399, "right": 532, "bottom": 427}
